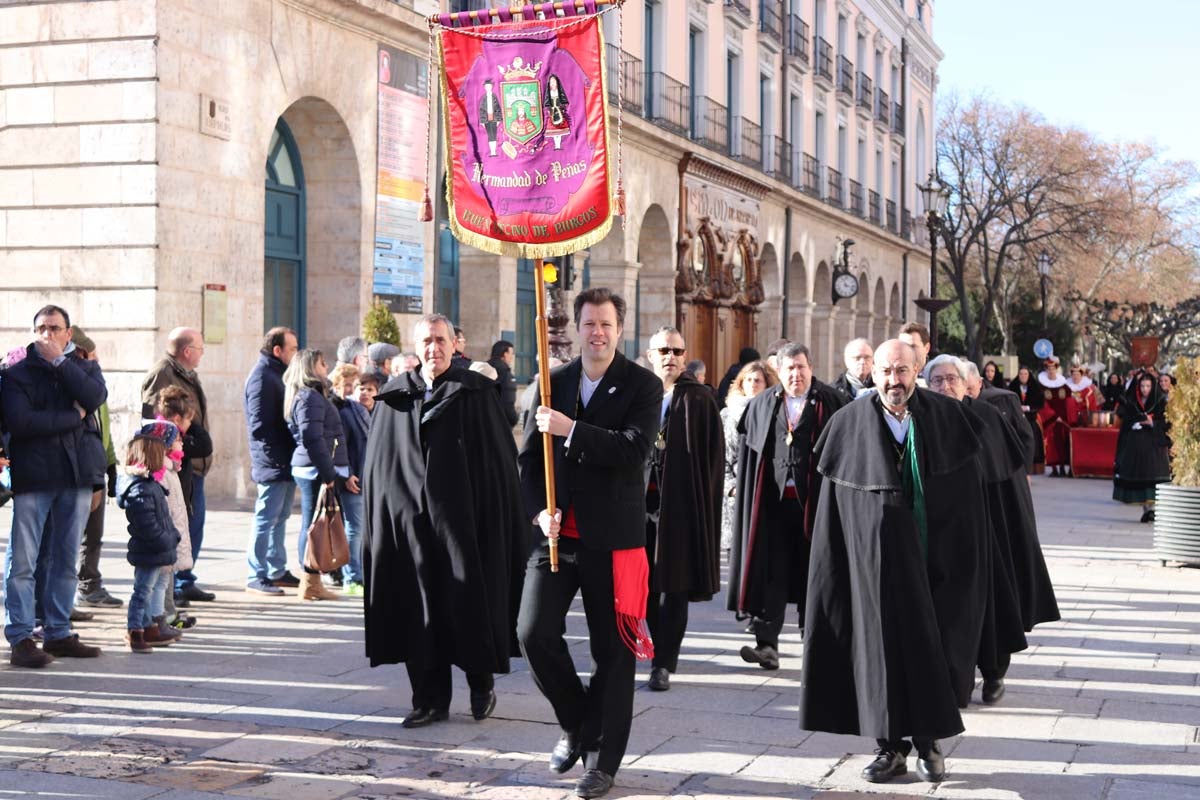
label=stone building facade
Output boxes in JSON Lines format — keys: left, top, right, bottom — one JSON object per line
{"left": 0, "top": 0, "right": 940, "bottom": 501}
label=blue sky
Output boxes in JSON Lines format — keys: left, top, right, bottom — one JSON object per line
{"left": 934, "top": 1, "right": 1199, "bottom": 169}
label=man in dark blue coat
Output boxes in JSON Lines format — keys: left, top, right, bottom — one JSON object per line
{"left": 1, "top": 305, "right": 107, "bottom": 668}
{"left": 243, "top": 327, "right": 299, "bottom": 595}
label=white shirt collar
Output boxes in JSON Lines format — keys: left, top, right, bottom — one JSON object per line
{"left": 883, "top": 409, "right": 911, "bottom": 443}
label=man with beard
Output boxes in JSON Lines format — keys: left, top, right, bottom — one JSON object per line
{"left": 831, "top": 338, "right": 875, "bottom": 401}
{"left": 642, "top": 327, "right": 723, "bottom": 692}
{"left": 361, "top": 314, "right": 527, "bottom": 729}
{"left": 965, "top": 361, "right": 1037, "bottom": 471}
{"left": 799, "top": 339, "right": 988, "bottom": 784}
{"left": 927, "top": 355, "right": 1033, "bottom": 705}
{"left": 516, "top": 288, "right": 661, "bottom": 800}
{"left": 728, "top": 343, "right": 846, "bottom": 671}
{"left": 1037, "top": 356, "right": 1076, "bottom": 476}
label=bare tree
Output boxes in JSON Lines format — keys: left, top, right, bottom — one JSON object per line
{"left": 1067, "top": 292, "right": 1200, "bottom": 364}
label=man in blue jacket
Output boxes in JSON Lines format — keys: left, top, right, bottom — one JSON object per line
{"left": 243, "top": 327, "right": 299, "bottom": 594}
{"left": 1, "top": 305, "right": 107, "bottom": 668}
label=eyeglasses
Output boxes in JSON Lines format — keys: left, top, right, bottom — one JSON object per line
{"left": 187, "top": 343, "right": 206, "bottom": 353}
{"left": 654, "top": 347, "right": 686, "bottom": 356}
{"left": 929, "top": 374, "right": 962, "bottom": 387}
{"left": 34, "top": 325, "right": 65, "bottom": 335}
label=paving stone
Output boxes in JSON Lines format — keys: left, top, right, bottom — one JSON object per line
{"left": 130, "top": 759, "right": 269, "bottom": 792}
{"left": 201, "top": 732, "right": 342, "bottom": 764}
{"left": 224, "top": 770, "right": 364, "bottom": 800}
{"left": 0, "top": 767, "right": 166, "bottom": 797}
{"left": 633, "top": 735, "right": 767, "bottom": 778}
{"left": 1105, "top": 777, "right": 1200, "bottom": 799}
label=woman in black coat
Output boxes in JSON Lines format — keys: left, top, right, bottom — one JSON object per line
{"left": 1008, "top": 366, "right": 1045, "bottom": 469}
{"left": 1113, "top": 371, "right": 1171, "bottom": 522}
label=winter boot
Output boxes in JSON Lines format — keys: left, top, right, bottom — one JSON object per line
{"left": 300, "top": 571, "right": 340, "bottom": 601}
{"left": 141, "top": 623, "right": 173, "bottom": 647}
{"left": 154, "top": 615, "right": 183, "bottom": 642}
{"left": 126, "top": 629, "right": 153, "bottom": 654}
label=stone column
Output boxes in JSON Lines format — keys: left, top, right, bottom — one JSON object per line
{"left": 789, "top": 301, "right": 814, "bottom": 353}
{"left": 759, "top": 295, "right": 783, "bottom": 347}
{"left": 457, "top": 245, "right": 516, "bottom": 360}
{"left": 587, "top": 259, "right": 641, "bottom": 350}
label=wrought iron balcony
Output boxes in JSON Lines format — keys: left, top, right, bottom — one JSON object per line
{"left": 868, "top": 189, "right": 881, "bottom": 224}
{"left": 891, "top": 101, "right": 905, "bottom": 136}
{"left": 813, "top": 37, "right": 833, "bottom": 86}
{"left": 732, "top": 117, "right": 763, "bottom": 168}
{"left": 802, "top": 153, "right": 822, "bottom": 198}
{"left": 826, "top": 166, "right": 844, "bottom": 208}
{"left": 724, "top": 0, "right": 752, "bottom": 29}
{"left": 692, "top": 96, "right": 729, "bottom": 154}
{"left": 645, "top": 72, "right": 690, "bottom": 136}
{"left": 836, "top": 56, "right": 855, "bottom": 103}
{"left": 856, "top": 72, "right": 873, "bottom": 115}
{"left": 874, "top": 87, "right": 890, "bottom": 128}
{"left": 758, "top": 0, "right": 783, "bottom": 43}
{"left": 902, "top": 208, "right": 913, "bottom": 239}
{"left": 784, "top": 16, "right": 810, "bottom": 66}
{"left": 848, "top": 179, "right": 864, "bottom": 217}
{"left": 886, "top": 199, "right": 898, "bottom": 232}
{"left": 604, "top": 44, "right": 643, "bottom": 114}
{"left": 767, "top": 136, "right": 792, "bottom": 182}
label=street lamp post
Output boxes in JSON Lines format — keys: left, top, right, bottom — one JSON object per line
{"left": 914, "top": 171, "right": 953, "bottom": 353}
{"left": 1037, "top": 250, "right": 1053, "bottom": 334}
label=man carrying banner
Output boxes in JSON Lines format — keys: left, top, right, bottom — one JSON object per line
{"left": 517, "top": 288, "right": 661, "bottom": 800}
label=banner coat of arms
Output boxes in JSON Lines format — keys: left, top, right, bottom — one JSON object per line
{"left": 436, "top": 6, "right": 613, "bottom": 258}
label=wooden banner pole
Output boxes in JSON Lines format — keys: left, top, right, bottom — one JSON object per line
{"left": 533, "top": 258, "right": 559, "bottom": 572}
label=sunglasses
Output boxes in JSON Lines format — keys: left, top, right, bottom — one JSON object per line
{"left": 654, "top": 347, "right": 685, "bottom": 356}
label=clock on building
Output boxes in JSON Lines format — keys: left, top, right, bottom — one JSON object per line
{"left": 833, "top": 270, "right": 859, "bottom": 302}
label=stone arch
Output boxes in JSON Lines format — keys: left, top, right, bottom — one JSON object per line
{"left": 872, "top": 277, "right": 888, "bottom": 345}
{"left": 812, "top": 261, "right": 833, "bottom": 380}
{"left": 854, "top": 269, "right": 871, "bottom": 339}
{"left": 786, "top": 252, "right": 809, "bottom": 346}
{"left": 758, "top": 243, "right": 782, "bottom": 346}
{"left": 278, "top": 97, "right": 362, "bottom": 356}
{"left": 889, "top": 283, "right": 901, "bottom": 331}
{"left": 635, "top": 203, "right": 675, "bottom": 352}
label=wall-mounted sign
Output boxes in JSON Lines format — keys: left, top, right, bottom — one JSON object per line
{"left": 684, "top": 178, "right": 761, "bottom": 231}
{"left": 202, "top": 283, "right": 227, "bottom": 344}
{"left": 199, "top": 95, "right": 231, "bottom": 141}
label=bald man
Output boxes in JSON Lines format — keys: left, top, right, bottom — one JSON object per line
{"left": 141, "top": 326, "right": 215, "bottom": 602}
{"left": 800, "top": 339, "right": 988, "bottom": 785}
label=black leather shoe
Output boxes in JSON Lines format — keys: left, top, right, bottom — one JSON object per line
{"left": 180, "top": 584, "right": 216, "bottom": 602}
{"left": 648, "top": 666, "right": 670, "bottom": 691}
{"left": 916, "top": 742, "right": 945, "bottom": 782}
{"left": 861, "top": 748, "right": 907, "bottom": 783}
{"left": 549, "top": 731, "right": 582, "bottom": 773}
{"left": 739, "top": 644, "right": 780, "bottom": 670}
{"left": 470, "top": 690, "right": 496, "bottom": 721}
{"left": 173, "top": 593, "right": 190, "bottom": 608}
{"left": 981, "top": 677, "right": 1005, "bottom": 705}
{"left": 401, "top": 707, "right": 448, "bottom": 728}
{"left": 574, "top": 768, "right": 614, "bottom": 798}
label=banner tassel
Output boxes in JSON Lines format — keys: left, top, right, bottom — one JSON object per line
{"left": 419, "top": 186, "right": 434, "bottom": 222}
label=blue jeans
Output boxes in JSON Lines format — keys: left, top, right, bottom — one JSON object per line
{"left": 128, "top": 565, "right": 169, "bottom": 631}
{"left": 246, "top": 480, "right": 295, "bottom": 582}
{"left": 4, "top": 489, "right": 90, "bottom": 645}
{"left": 341, "top": 489, "right": 364, "bottom": 583}
{"left": 176, "top": 473, "right": 205, "bottom": 589}
{"left": 295, "top": 476, "right": 320, "bottom": 573}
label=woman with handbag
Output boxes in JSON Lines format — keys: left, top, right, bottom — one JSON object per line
{"left": 284, "top": 349, "right": 349, "bottom": 601}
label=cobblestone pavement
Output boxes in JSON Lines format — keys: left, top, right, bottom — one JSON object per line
{"left": 1, "top": 475, "right": 1198, "bottom": 799}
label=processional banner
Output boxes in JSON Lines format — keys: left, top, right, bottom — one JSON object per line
{"left": 436, "top": 2, "right": 613, "bottom": 258}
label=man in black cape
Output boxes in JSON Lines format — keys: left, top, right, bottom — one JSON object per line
{"left": 362, "top": 313, "right": 527, "bottom": 729}
{"left": 799, "top": 339, "right": 988, "bottom": 784}
{"left": 928, "top": 355, "right": 1033, "bottom": 706}
{"left": 643, "top": 326, "right": 723, "bottom": 692}
{"left": 728, "top": 343, "right": 846, "bottom": 671}
{"left": 965, "top": 360, "right": 1037, "bottom": 471}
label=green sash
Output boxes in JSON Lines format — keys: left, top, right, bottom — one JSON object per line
{"left": 900, "top": 419, "right": 928, "bottom": 559}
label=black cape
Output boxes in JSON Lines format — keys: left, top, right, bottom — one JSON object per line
{"left": 647, "top": 374, "right": 724, "bottom": 600}
{"left": 1113, "top": 387, "right": 1171, "bottom": 502}
{"left": 361, "top": 367, "right": 528, "bottom": 673}
{"left": 979, "top": 385, "right": 1037, "bottom": 474}
{"left": 962, "top": 397, "right": 1031, "bottom": 677}
{"left": 727, "top": 380, "right": 846, "bottom": 621}
{"left": 799, "top": 389, "right": 987, "bottom": 741}
{"left": 1008, "top": 377, "right": 1046, "bottom": 467}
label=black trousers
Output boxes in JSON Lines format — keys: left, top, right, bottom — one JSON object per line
{"left": 405, "top": 661, "right": 494, "bottom": 712}
{"left": 76, "top": 492, "right": 105, "bottom": 595}
{"left": 645, "top": 519, "right": 689, "bottom": 673}
{"left": 517, "top": 537, "right": 634, "bottom": 776}
{"left": 755, "top": 496, "right": 806, "bottom": 650}
{"left": 877, "top": 737, "right": 936, "bottom": 756}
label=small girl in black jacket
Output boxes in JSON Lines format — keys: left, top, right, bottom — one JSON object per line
{"left": 116, "top": 433, "right": 180, "bottom": 653}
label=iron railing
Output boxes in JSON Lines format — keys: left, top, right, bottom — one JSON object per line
{"left": 802, "top": 153, "right": 822, "bottom": 197}
{"left": 759, "top": 0, "right": 783, "bottom": 42}
{"left": 886, "top": 199, "right": 898, "bottom": 232}
{"left": 724, "top": 0, "right": 751, "bottom": 16}
{"left": 733, "top": 117, "right": 763, "bottom": 167}
{"left": 604, "top": 44, "right": 643, "bottom": 114}
{"left": 645, "top": 72, "right": 690, "bottom": 136}
{"left": 826, "top": 166, "right": 844, "bottom": 207}
{"left": 849, "top": 179, "right": 864, "bottom": 217}
{"left": 856, "top": 72, "right": 873, "bottom": 112}
{"left": 875, "top": 88, "right": 890, "bottom": 127}
{"left": 902, "top": 209, "right": 913, "bottom": 239}
{"left": 692, "top": 96, "right": 729, "bottom": 154}
{"left": 767, "top": 136, "right": 792, "bottom": 181}
{"left": 892, "top": 101, "right": 905, "bottom": 135}
{"left": 814, "top": 37, "right": 833, "bottom": 82}
{"left": 784, "top": 16, "right": 809, "bottom": 64}
{"left": 836, "top": 55, "right": 855, "bottom": 100}
{"left": 868, "top": 189, "right": 881, "bottom": 224}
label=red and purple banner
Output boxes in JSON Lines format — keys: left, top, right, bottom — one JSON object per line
{"left": 437, "top": 5, "right": 613, "bottom": 257}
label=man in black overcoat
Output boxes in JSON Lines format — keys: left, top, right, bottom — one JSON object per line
{"left": 928, "top": 355, "right": 1031, "bottom": 706}
{"left": 516, "top": 288, "right": 662, "bottom": 800}
{"left": 642, "top": 326, "right": 723, "bottom": 692}
{"left": 727, "top": 343, "right": 846, "bottom": 671}
{"left": 965, "top": 360, "right": 1037, "bottom": 471}
{"left": 362, "top": 313, "right": 527, "bottom": 729}
{"left": 799, "top": 339, "right": 988, "bottom": 784}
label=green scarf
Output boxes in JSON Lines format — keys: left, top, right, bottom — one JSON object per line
{"left": 899, "top": 419, "right": 928, "bottom": 559}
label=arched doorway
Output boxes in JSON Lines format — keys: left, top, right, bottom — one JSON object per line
{"left": 872, "top": 277, "right": 888, "bottom": 345}
{"left": 786, "top": 253, "right": 808, "bottom": 346}
{"left": 854, "top": 269, "right": 871, "bottom": 339}
{"left": 264, "top": 119, "right": 305, "bottom": 340}
{"left": 758, "top": 243, "right": 781, "bottom": 347}
{"left": 889, "top": 283, "right": 901, "bottom": 334}
{"left": 812, "top": 261, "right": 832, "bottom": 379}
{"left": 636, "top": 204, "right": 675, "bottom": 352}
